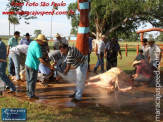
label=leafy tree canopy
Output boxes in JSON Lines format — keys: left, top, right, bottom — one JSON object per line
{"left": 67, "top": 0, "right": 163, "bottom": 40}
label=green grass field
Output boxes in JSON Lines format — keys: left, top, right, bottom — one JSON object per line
{"left": 0, "top": 38, "right": 162, "bottom": 121}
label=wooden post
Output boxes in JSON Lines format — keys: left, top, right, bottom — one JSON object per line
{"left": 125, "top": 44, "right": 128, "bottom": 57}
{"left": 140, "top": 33, "right": 144, "bottom": 45}
{"left": 137, "top": 44, "right": 139, "bottom": 55}
{"left": 76, "top": 0, "right": 91, "bottom": 55}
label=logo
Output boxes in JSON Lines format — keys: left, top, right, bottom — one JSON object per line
{"left": 1, "top": 109, "right": 26, "bottom": 121}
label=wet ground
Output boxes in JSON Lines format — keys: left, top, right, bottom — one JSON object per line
{"left": 1, "top": 70, "right": 163, "bottom": 108}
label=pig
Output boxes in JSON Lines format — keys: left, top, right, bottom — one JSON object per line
{"left": 87, "top": 67, "right": 133, "bottom": 92}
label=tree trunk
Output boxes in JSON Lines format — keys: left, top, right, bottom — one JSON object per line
{"left": 14, "top": 24, "right": 15, "bottom": 32}
{"left": 9, "top": 22, "right": 10, "bottom": 36}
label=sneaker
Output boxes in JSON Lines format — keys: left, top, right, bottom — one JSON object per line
{"left": 69, "top": 93, "right": 75, "bottom": 98}
{"left": 71, "top": 98, "right": 80, "bottom": 102}
{"left": 5, "top": 86, "right": 10, "bottom": 90}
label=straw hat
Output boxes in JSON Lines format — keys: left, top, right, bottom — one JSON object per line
{"left": 132, "top": 60, "right": 141, "bottom": 66}
{"left": 100, "top": 35, "right": 106, "bottom": 38}
{"left": 34, "top": 34, "right": 48, "bottom": 42}
{"left": 54, "top": 33, "right": 60, "bottom": 38}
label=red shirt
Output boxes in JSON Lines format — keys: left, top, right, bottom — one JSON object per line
{"left": 136, "top": 63, "right": 153, "bottom": 79}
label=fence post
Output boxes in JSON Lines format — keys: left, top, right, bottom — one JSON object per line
{"left": 137, "top": 44, "right": 139, "bottom": 55}
{"left": 125, "top": 44, "right": 128, "bottom": 57}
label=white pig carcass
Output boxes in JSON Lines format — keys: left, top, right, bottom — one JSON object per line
{"left": 87, "top": 67, "right": 132, "bottom": 92}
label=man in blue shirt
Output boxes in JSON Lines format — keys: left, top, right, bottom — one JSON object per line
{"left": 7, "top": 31, "right": 20, "bottom": 76}
{"left": 88, "top": 35, "right": 93, "bottom": 72}
{"left": 0, "top": 38, "right": 16, "bottom": 93}
{"left": 19, "top": 33, "right": 32, "bottom": 45}
{"left": 25, "top": 34, "right": 53, "bottom": 99}
{"left": 19, "top": 33, "right": 32, "bottom": 71}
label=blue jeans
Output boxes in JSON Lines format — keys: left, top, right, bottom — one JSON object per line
{"left": 9, "top": 52, "right": 20, "bottom": 80}
{"left": 75, "top": 57, "right": 88, "bottom": 100}
{"left": 54, "top": 58, "right": 67, "bottom": 77}
{"left": 0, "top": 62, "right": 16, "bottom": 91}
{"left": 93, "top": 53, "right": 104, "bottom": 72}
{"left": 26, "top": 66, "right": 38, "bottom": 98}
{"left": 8, "top": 56, "right": 15, "bottom": 76}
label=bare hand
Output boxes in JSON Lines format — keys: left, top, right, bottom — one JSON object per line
{"left": 119, "top": 55, "right": 122, "bottom": 60}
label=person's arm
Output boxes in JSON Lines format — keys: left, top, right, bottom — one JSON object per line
{"left": 118, "top": 50, "right": 122, "bottom": 60}
{"left": 39, "top": 58, "right": 53, "bottom": 70}
{"left": 63, "top": 64, "right": 71, "bottom": 75}
{"left": 104, "top": 48, "right": 107, "bottom": 58}
{"left": 7, "top": 45, "right": 10, "bottom": 57}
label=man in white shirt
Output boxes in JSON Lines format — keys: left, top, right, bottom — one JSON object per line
{"left": 93, "top": 35, "right": 106, "bottom": 73}
{"left": 148, "top": 39, "right": 162, "bottom": 69}
{"left": 141, "top": 38, "right": 149, "bottom": 60}
{"left": 53, "top": 33, "right": 68, "bottom": 50}
{"left": 9, "top": 45, "right": 28, "bottom": 81}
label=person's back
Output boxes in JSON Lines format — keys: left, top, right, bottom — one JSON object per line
{"left": 136, "top": 63, "right": 153, "bottom": 79}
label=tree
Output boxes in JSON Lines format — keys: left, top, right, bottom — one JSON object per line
{"left": 156, "top": 33, "right": 163, "bottom": 42}
{"left": 148, "top": 34, "right": 154, "bottom": 40}
{"left": 67, "top": 0, "right": 163, "bottom": 40}
{"left": 6, "top": 0, "right": 37, "bottom": 35}
{"left": 34, "top": 30, "right": 42, "bottom": 37}
{"left": 8, "top": 15, "right": 19, "bottom": 32}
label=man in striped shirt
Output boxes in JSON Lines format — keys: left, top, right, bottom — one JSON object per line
{"left": 59, "top": 43, "right": 88, "bottom": 102}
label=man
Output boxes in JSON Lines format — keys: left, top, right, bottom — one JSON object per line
{"left": 93, "top": 35, "right": 106, "bottom": 73}
{"left": 19, "top": 33, "right": 32, "bottom": 70}
{"left": 141, "top": 38, "right": 149, "bottom": 60}
{"left": 7, "top": 31, "right": 20, "bottom": 76}
{"left": 59, "top": 43, "right": 88, "bottom": 102}
{"left": 9, "top": 45, "right": 29, "bottom": 81}
{"left": 53, "top": 33, "right": 68, "bottom": 50}
{"left": 19, "top": 33, "right": 32, "bottom": 45}
{"left": 88, "top": 35, "right": 93, "bottom": 72}
{"left": 132, "top": 60, "right": 154, "bottom": 86}
{"left": 25, "top": 34, "right": 53, "bottom": 99}
{"left": 104, "top": 38, "right": 122, "bottom": 70}
{"left": 48, "top": 50, "right": 66, "bottom": 78}
{"left": 0, "top": 38, "right": 16, "bottom": 93}
{"left": 148, "top": 39, "right": 161, "bottom": 69}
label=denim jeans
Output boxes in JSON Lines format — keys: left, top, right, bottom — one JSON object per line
{"left": 8, "top": 56, "right": 15, "bottom": 76}
{"left": 19, "top": 52, "right": 26, "bottom": 72}
{"left": 75, "top": 57, "right": 88, "bottom": 100}
{"left": 54, "top": 58, "right": 67, "bottom": 77}
{"left": 0, "top": 62, "right": 16, "bottom": 91}
{"left": 93, "top": 53, "right": 104, "bottom": 72}
{"left": 9, "top": 52, "right": 20, "bottom": 80}
{"left": 26, "top": 66, "right": 38, "bottom": 98}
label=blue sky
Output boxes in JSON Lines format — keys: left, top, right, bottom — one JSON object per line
{"left": 0, "top": 0, "right": 159, "bottom": 38}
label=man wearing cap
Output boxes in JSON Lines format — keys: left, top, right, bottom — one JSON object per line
{"left": 148, "top": 39, "right": 162, "bottom": 69}
{"left": 19, "top": 33, "right": 32, "bottom": 71}
{"left": 104, "top": 38, "right": 122, "bottom": 70}
{"left": 7, "top": 31, "right": 20, "bottom": 77}
{"left": 93, "top": 35, "right": 106, "bottom": 73}
{"left": 141, "top": 38, "right": 149, "bottom": 60}
{"left": 0, "top": 38, "right": 16, "bottom": 93}
{"left": 132, "top": 60, "right": 154, "bottom": 86}
{"left": 59, "top": 43, "right": 88, "bottom": 102}
{"left": 19, "top": 33, "right": 32, "bottom": 45}
{"left": 25, "top": 34, "right": 53, "bottom": 99}
{"left": 53, "top": 33, "right": 68, "bottom": 50}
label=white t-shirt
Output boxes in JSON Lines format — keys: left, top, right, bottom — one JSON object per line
{"left": 10, "top": 45, "right": 29, "bottom": 55}
{"left": 149, "top": 44, "right": 161, "bottom": 61}
{"left": 141, "top": 45, "right": 149, "bottom": 59}
{"left": 97, "top": 40, "right": 105, "bottom": 54}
